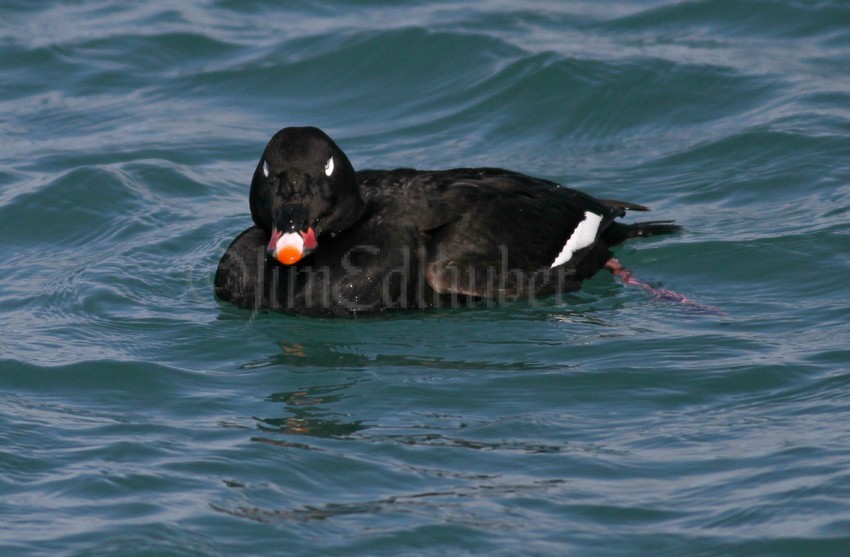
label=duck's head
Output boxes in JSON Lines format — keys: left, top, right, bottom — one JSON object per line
{"left": 250, "top": 127, "right": 364, "bottom": 265}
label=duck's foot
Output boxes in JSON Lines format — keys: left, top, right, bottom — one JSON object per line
{"left": 604, "top": 258, "right": 725, "bottom": 315}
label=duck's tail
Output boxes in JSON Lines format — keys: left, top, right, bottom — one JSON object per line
{"left": 596, "top": 199, "right": 681, "bottom": 240}
{"left": 603, "top": 219, "right": 681, "bottom": 246}
{"left": 623, "top": 220, "right": 682, "bottom": 239}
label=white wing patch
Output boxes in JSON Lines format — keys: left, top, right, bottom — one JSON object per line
{"left": 262, "top": 160, "right": 270, "bottom": 177}
{"left": 549, "top": 211, "right": 603, "bottom": 268}
{"left": 324, "top": 156, "right": 334, "bottom": 177}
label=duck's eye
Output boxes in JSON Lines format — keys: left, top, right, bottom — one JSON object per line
{"left": 324, "top": 157, "right": 334, "bottom": 177}
{"left": 262, "top": 160, "right": 270, "bottom": 178}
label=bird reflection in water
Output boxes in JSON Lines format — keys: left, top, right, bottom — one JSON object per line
{"left": 253, "top": 384, "right": 365, "bottom": 440}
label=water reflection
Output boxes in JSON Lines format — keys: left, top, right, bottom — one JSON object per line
{"left": 212, "top": 477, "right": 566, "bottom": 525}
{"left": 254, "top": 383, "right": 366, "bottom": 439}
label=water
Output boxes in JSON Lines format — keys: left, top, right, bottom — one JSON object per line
{"left": 2, "top": 1, "right": 850, "bottom": 555}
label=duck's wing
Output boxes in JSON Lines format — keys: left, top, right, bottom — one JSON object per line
{"left": 415, "top": 169, "right": 625, "bottom": 298}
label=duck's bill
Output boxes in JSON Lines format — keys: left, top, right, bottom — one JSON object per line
{"left": 267, "top": 227, "right": 318, "bottom": 265}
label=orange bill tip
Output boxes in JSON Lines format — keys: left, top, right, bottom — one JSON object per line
{"left": 276, "top": 245, "right": 304, "bottom": 265}
{"left": 272, "top": 231, "right": 308, "bottom": 265}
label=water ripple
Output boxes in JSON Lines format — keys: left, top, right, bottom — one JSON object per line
{"left": 3, "top": 1, "right": 850, "bottom": 556}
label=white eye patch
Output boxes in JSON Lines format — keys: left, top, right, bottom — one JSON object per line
{"left": 325, "top": 157, "right": 334, "bottom": 177}
{"left": 262, "top": 160, "right": 270, "bottom": 178}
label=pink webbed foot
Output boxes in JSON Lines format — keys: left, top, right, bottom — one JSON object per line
{"left": 604, "top": 258, "right": 725, "bottom": 315}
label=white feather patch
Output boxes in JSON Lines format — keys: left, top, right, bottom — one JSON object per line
{"left": 549, "top": 211, "right": 603, "bottom": 268}
{"left": 325, "top": 157, "right": 334, "bottom": 177}
{"left": 262, "top": 160, "right": 270, "bottom": 177}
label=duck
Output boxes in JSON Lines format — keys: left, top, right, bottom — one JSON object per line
{"left": 214, "top": 126, "right": 680, "bottom": 316}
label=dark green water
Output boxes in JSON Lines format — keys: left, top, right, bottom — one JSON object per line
{"left": 2, "top": 1, "right": 850, "bottom": 555}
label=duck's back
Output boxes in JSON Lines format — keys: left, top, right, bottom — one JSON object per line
{"left": 353, "top": 168, "right": 627, "bottom": 296}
